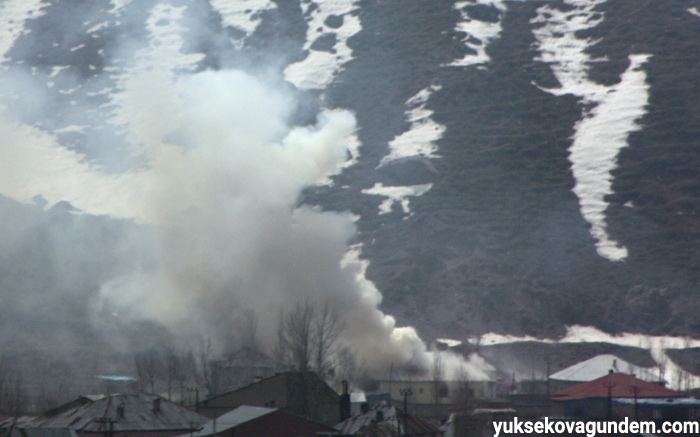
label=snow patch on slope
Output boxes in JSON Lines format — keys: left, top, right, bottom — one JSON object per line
{"left": 532, "top": 0, "right": 651, "bottom": 261}
{"left": 210, "top": 0, "right": 276, "bottom": 47}
{"left": 107, "top": 3, "right": 205, "bottom": 149}
{"left": 284, "top": 0, "right": 361, "bottom": 90}
{"left": 381, "top": 85, "right": 444, "bottom": 164}
{"left": 0, "top": 2, "right": 208, "bottom": 220}
{"left": 0, "top": 0, "right": 48, "bottom": 64}
{"left": 362, "top": 183, "right": 432, "bottom": 216}
{"left": 448, "top": 0, "right": 505, "bottom": 67}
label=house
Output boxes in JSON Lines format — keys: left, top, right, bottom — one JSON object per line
{"left": 379, "top": 379, "right": 494, "bottom": 406}
{"left": 548, "top": 354, "right": 664, "bottom": 393}
{"left": 552, "top": 372, "right": 685, "bottom": 420}
{"left": 184, "top": 405, "right": 337, "bottom": 437}
{"left": 196, "top": 371, "right": 341, "bottom": 426}
{"left": 5, "top": 394, "right": 208, "bottom": 437}
{"left": 335, "top": 403, "right": 442, "bottom": 436}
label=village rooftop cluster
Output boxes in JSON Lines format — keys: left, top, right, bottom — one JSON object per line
{"left": 2, "top": 347, "right": 700, "bottom": 436}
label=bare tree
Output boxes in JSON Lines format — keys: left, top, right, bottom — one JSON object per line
{"left": 276, "top": 300, "right": 345, "bottom": 376}
{"left": 178, "top": 351, "right": 197, "bottom": 402}
{"left": 0, "top": 355, "right": 8, "bottom": 413}
{"left": 281, "top": 300, "right": 315, "bottom": 372}
{"left": 431, "top": 350, "right": 444, "bottom": 406}
{"left": 273, "top": 309, "right": 292, "bottom": 367}
{"left": 36, "top": 359, "right": 75, "bottom": 412}
{"left": 135, "top": 349, "right": 162, "bottom": 393}
{"left": 196, "top": 337, "right": 218, "bottom": 396}
{"left": 237, "top": 310, "right": 259, "bottom": 351}
{"left": 165, "top": 348, "right": 180, "bottom": 400}
{"left": 313, "top": 303, "right": 344, "bottom": 377}
{"left": 453, "top": 365, "right": 474, "bottom": 410}
{"left": 2, "top": 370, "right": 26, "bottom": 417}
{"left": 334, "top": 346, "right": 365, "bottom": 391}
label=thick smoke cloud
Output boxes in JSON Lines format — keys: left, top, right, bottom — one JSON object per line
{"left": 0, "top": 0, "right": 492, "bottom": 381}
{"left": 92, "top": 66, "right": 462, "bottom": 374}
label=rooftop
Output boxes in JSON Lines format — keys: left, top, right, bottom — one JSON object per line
{"left": 335, "top": 403, "right": 440, "bottom": 436}
{"left": 549, "top": 354, "right": 663, "bottom": 383}
{"left": 192, "top": 406, "right": 275, "bottom": 435}
{"left": 552, "top": 372, "right": 684, "bottom": 401}
{"left": 19, "top": 394, "right": 207, "bottom": 432}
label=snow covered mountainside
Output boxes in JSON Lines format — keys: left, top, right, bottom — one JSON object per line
{"left": 308, "top": 0, "right": 700, "bottom": 340}
{"left": 2, "top": 0, "right": 700, "bottom": 366}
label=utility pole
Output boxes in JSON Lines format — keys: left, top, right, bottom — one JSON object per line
{"left": 630, "top": 374, "right": 640, "bottom": 421}
{"left": 399, "top": 388, "right": 412, "bottom": 437}
{"left": 604, "top": 381, "right": 616, "bottom": 420}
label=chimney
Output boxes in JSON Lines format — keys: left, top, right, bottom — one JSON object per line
{"left": 376, "top": 410, "right": 384, "bottom": 422}
{"left": 339, "top": 380, "right": 351, "bottom": 422}
{"left": 116, "top": 403, "right": 125, "bottom": 419}
{"left": 360, "top": 403, "right": 370, "bottom": 414}
{"left": 153, "top": 398, "right": 161, "bottom": 414}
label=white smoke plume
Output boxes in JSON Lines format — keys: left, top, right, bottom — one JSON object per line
{"left": 0, "top": 0, "right": 493, "bottom": 381}
{"left": 91, "top": 66, "right": 470, "bottom": 376}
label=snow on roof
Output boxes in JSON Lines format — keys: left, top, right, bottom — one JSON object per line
{"left": 550, "top": 354, "right": 662, "bottom": 383}
{"left": 27, "top": 394, "right": 207, "bottom": 432}
{"left": 350, "top": 392, "right": 366, "bottom": 403}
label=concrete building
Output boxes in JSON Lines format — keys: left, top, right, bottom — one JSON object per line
{"left": 379, "top": 379, "right": 494, "bottom": 405}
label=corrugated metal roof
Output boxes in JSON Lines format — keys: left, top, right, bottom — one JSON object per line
{"left": 24, "top": 394, "right": 207, "bottom": 432}
{"left": 192, "top": 406, "right": 275, "bottom": 435}
{"left": 9, "top": 427, "right": 79, "bottom": 437}
{"left": 201, "top": 371, "right": 338, "bottom": 404}
{"left": 550, "top": 355, "right": 663, "bottom": 383}
{"left": 0, "top": 416, "right": 40, "bottom": 428}
{"left": 335, "top": 404, "right": 440, "bottom": 436}
{"left": 552, "top": 372, "right": 684, "bottom": 401}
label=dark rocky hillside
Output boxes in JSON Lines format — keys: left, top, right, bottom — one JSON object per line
{"left": 307, "top": 0, "right": 700, "bottom": 341}
{"left": 2, "top": 0, "right": 700, "bottom": 367}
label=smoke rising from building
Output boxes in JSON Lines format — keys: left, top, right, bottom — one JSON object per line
{"left": 0, "top": 0, "right": 492, "bottom": 381}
